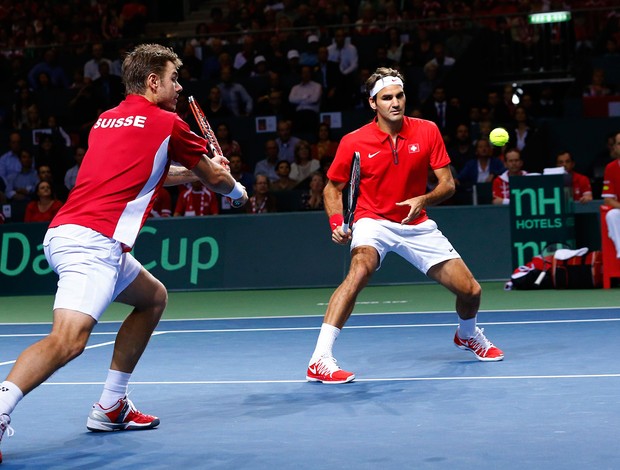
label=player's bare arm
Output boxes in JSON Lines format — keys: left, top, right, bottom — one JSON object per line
{"left": 396, "top": 165, "right": 455, "bottom": 224}
{"left": 191, "top": 156, "right": 248, "bottom": 206}
{"left": 324, "top": 179, "right": 350, "bottom": 244}
{"left": 604, "top": 196, "right": 620, "bottom": 209}
{"left": 164, "top": 164, "right": 199, "bottom": 186}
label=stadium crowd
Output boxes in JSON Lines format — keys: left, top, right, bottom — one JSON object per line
{"left": 0, "top": 0, "right": 619, "bottom": 223}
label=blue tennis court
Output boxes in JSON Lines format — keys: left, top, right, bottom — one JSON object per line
{"left": 1, "top": 305, "right": 619, "bottom": 469}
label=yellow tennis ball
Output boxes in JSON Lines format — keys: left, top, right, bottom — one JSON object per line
{"left": 489, "top": 127, "right": 509, "bottom": 147}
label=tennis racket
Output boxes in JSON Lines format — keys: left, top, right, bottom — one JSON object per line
{"left": 188, "top": 95, "right": 243, "bottom": 208}
{"left": 188, "top": 95, "right": 223, "bottom": 159}
{"left": 342, "top": 151, "right": 361, "bottom": 233}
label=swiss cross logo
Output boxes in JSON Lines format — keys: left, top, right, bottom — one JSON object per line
{"left": 408, "top": 143, "right": 420, "bottom": 153}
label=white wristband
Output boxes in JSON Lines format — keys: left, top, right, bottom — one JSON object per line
{"left": 224, "top": 181, "right": 244, "bottom": 199}
{"left": 502, "top": 198, "right": 510, "bottom": 205}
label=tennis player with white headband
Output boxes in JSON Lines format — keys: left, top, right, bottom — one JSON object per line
{"left": 306, "top": 67, "right": 504, "bottom": 384}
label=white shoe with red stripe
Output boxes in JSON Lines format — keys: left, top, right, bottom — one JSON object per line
{"left": 454, "top": 327, "right": 504, "bottom": 361}
{"left": 306, "top": 355, "right": 355, "bottom": 384}
{"left": 86, "top": 396, "right": 160, "bottom": 432}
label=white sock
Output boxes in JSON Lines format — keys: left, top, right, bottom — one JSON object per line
{"left": 458, "top": 318, "right": 477, "bottom": 339}
{"left": 98, "top": 370, "right": 131, "bottom": 409}
{"left": 0, "top": 381, "right": 24, "bottom": 416}
{"left": 309, "top": 323, "right": 341, "bottom": 364}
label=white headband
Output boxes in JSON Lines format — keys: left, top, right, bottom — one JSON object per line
{"left": 370, "top": 76, "right": 404, "bottom": 98}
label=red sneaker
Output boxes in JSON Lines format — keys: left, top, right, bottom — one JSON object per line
{"left": 0, "top": 413, "right": 13, "bottom": 464}
{"left": 307, "top": 355, "right": 355, "bottom": 384}
{"left": 454, "top": 327, "right": 504, "bottom": 362}
{"left": 86, "top": 396, "right": 160, "bottom": 432}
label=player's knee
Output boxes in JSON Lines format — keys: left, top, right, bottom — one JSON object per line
{"left": 48, "top": 333, "right": 89, "bottom": 364}
{"left": 152, "top": 282, "right": 168, "bottom": 316}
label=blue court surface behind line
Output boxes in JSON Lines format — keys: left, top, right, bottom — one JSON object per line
{"left": 1, "top": 308, "right": 619, "bottom": 469}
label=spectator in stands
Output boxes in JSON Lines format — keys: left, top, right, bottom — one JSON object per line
{"left": 27, "top": 48, "right": 70, "bottom": 90}
{"left": 299, "top": 171, "right": 326, "bottom": 211}
{"left": 457, "top": 138, "right": 506, "bottom": 193}
{"left": 327, "top": 28, "right": 359, "bottom": 108}
{"left": 281, "top": 49, "right": 302, "bottom": 94}
{"left": 246, "top": 56, "right": 271, "bottom": 104}
{"left": 24, "top": 181, "right": 63, "bottom": 223}
{"left": 119, "top": 1, "right": 148, "bottom": 37}
{"left": 290, "top": 140, "right": 320, "bottom": 184}
{"left": 583, "top": 68, "right": 613, "bottom": 96}
{"left": 22, "top": 104, "right": 44, "bottom": 132}
{"left": 417, "top": 61, "right": 440, "bottom": 106}
{"left": 271, "top": 160, "right": 297, "bottom": 192}
{"left": 508, "top": 105, "right": 536, "bottom": 154}
{"left": 83, "top": 43, "right": 112, "bottom": 83}
{"left": 0, "top": 132, "right": 25, "bottom": 183}
{"left": 254, "top": 88, "right": 289, "bottom": 118}
{"left": 556, "top": 150, "right": 593, "bottom": 203}
{"left": 492, "top": 148, "right": 528, "bottom": 205}
{"left": 233, "top": 35, "right": 256, "bottom": 78}
{"left": 174, "top": 181, "right": 219, "bottom": 217}
{"left": 313, "top": 45, "right": 339, "bottom": 110}
{"left": 228, "top": 154, "right": 255, "bottom": 195}
{"left": 311, "top": 122, "right": 339, "bottom": 161}
{"left": 254, "top": 139, "right": 280, "bottom": 182}
{"left": 288, "top": 65, "right": 322, "bottom": 133}
{"left": 448, "top": 123, "right": 476, "bottom": 172}
{"left": 217, "top": 66, "right": 253, "bottom": 117}
{"left": 203, "top": 86, "right": 232, "bottom": 119}
{"left": 149, "top": 187, "right": 172, "bottom": 218}
{"left": 12, "top": 85, "right": 36, "bottom": 131}
{"left": 411, "top": 26, "right": 434, "bottom": 66}
{"left": 215, "top": 123, "right": 242, "bottom": 159}
{"left": 64, "top": 146, "right": 86, "bottom": 192}
{"left": 300, "top": 34, "right": 320, "bottom": 67}
{"left": 92, "top": 61, "right": 125, "bottom": 111}
{"left": 421, "top": 86, "right": 459, "bottom": 136}
{"left": 385, "top": 27, "right": 404, "bottom": 66}
{"left": 246, "top": 173, "right": 278, "bottom": 213}
{"left": 602, "top": 131, "right": 620, "bottom": 255}
{"left": 275, "top": 119, "right": 301, "bottom": 163}
{"left": 34, "top": 134, "right": 71, "bottom": 186}
{"left": 5, "top": 149, "right": 38, "bottom": 202}
{"left": 486, "top": 90, "right": 512, "bottom": 127}
{"left": 425, "top": 42, "right": 456, "bottom": 79}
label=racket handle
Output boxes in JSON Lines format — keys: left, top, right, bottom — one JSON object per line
{"left": 341, "top": 222, "right": 349, "bottom": 233}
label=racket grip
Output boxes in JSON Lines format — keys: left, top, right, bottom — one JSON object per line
{"left": 341, "top": 223, "right": 349, "bottom": 233}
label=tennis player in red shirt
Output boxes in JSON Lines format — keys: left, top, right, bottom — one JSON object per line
{"left": 555, "top": 151, "right": 593, "bottom": 203}
{"left": 0, "top": 44, "right": 247, "bottom": 463}
{"left": 306, "top": 67, "right": 504, "bottom": 384}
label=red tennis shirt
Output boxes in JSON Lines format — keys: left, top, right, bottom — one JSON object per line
{"left": 327, "top": 116, "right": 451, "bottom": 225}
{"left": 50, "top": 95, "right": 203, "bottom": 249}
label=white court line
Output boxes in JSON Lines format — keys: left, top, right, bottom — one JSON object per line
{"left": 39, "top": 373, "right": 620, "bottom": 386}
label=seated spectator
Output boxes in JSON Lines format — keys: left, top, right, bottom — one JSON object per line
{"left": 64, "top": 146, "right": 86, "bottom": 192}
{"left": 150, "top": 187, "right": 172, "bottom": 218}
{"left": 215, "top": 123, "right": 242, "bottom": 159}
{"left": 271, "top": 160, "right": 297, "bottom": 191}
{"left": 174, "top": 181, "right": 219, "bottom": 216}
{"left": 583, "top": 68, "right": 613, "bottom": 97}
{"left": 300, "top": 171, "right": 326, "bottom": 211}
{"left": 457, "top": 138, "right": 506, "bottom": 192}
{"left": 0, "top": 132, "right": 24, "bottom": 183}
{"left": 275, "top": 119, "right": 301, "bottom": 163}
{"left": 601, "top": 131, "right": 620, "bottom": 254}
{"left": 311, "top": 122, "right": 339, "bottom": 161}
{"left": 24, "top": 181, "right": 63, "bottom": 223}
{"left": 556, "top": 151, "right": 593, "bottom": 204}
{"left": 492, "top": 148, "right": 528, "bottom": 205}
{"left": 229, "top": 154, "right": 255, "bottom": 195}
{"left": 447, "top": 123, "right": 475, "bottom": 172}
{"left": 290, "top": 140, "right": 320, "bottom": 184}
{"left": 247, "top": 173, "right": 278, "bottom": 213}
{"left": 203, "top": 86, "right": 233, "bottom": 119}
{"left": 27, "top": 48, "right": 70, "bottom": 90}
{"left": 217, "top": 66, "right": 253, "bottom": 116}
{"left": 254, "top": 139, "right": 280, "bottom": 182}
{"left": 5, "top": 149, "right": 39, "bottom": 202}
{"left": 83, "top": 43, "right": 112, "bottom": 84}
{"left": 288, "top": 65, "right": 322, "bottom": 133}
{"left": 92, "top": 61, "right": 124, "bottom": 110}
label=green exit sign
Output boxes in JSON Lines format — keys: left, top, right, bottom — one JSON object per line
{"left": 529, "top": 11, "right": 571, "bottom": 24}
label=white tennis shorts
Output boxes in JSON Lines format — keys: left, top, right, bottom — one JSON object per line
{"left": 351, "top": 218, "right": 461, "bottom": 274}
{"left": 43, "top": 224, "right": 142, "bottom": 321}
